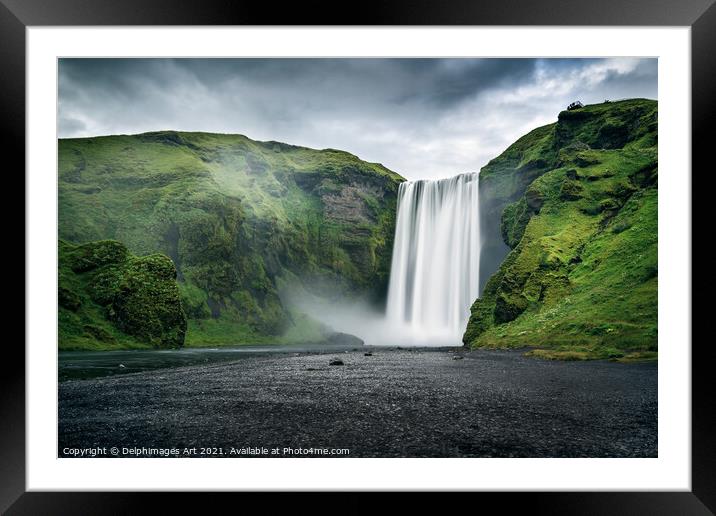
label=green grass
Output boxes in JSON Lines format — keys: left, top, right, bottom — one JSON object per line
{"left": 59, "top": 102, "right": 659, "bottom": 357}
{"left": 183, "top": 309, "right": 327, "bottom": 347}
{"left": 465, "top": 99, "right": 658, "bottom": 360}
{"left": 613, "top": 351, "right": 658, "bottom": 363}
{"left": 183, "top": 318, "right": 277, "bottom": 347}
{"left": 59, "top": 131, "right": 404, "bottom": 349}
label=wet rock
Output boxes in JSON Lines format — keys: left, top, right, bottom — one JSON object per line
{"left": 329, "top": 359, "right": 344, "bottom": 366}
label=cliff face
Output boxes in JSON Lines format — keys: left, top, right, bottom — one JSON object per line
{"left": 59, "top": 132, "right": 405, "bottom": 346}
{"left": 465, "top": 99, "right": 658, "bottom": 360}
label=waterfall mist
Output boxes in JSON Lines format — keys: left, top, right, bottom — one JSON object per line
{"left": 282, "top": 172, "right": 481, "bottom": 347}
{"left": 385, "top": 173, "right": 481, "bottom": 346}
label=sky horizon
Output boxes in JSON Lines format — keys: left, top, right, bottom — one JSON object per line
{"left": 59, "top": 58, "right": 657, "bottom": 180}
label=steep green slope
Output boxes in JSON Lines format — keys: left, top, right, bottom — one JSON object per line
{"left": 59, "top": 240, "right": 187, "bottom": 350}
{"left": 464, "top": 99, "right": 658, "bottom": 360}
{"left": 59, "top": 131, "right": 404, "bottom": 346}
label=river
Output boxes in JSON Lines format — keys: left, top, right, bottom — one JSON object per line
{"left": 59, "top": 342, "right": 365, "bottom": 381}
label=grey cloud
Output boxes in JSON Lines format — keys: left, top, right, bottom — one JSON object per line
{"left": 58, "top": 113, "right": 86, "bottom": 135}
{"left": 58, "top": 58, "right": 657, "bottom": 180}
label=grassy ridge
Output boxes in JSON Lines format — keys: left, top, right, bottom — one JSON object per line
{"left": 59, "top": 131, "right": 404, "bottom": 348}
{"left": 464, "top": 99, "right": 658, "bottom": 360}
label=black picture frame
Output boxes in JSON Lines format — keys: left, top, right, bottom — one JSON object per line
{"left": 3, "top": 0, "right": 712, "bottom": 512}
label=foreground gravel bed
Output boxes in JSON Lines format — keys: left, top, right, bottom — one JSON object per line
{"left": 59, "top": 348, "right": 657, "bottom": 458}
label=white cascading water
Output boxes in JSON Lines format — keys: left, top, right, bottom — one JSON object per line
{"left": 386, "top": 173, "right": 480, "bottom": 346}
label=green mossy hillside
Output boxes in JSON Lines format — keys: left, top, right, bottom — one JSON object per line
{"left": 59, "top": 240, "right": 187, "bottom": 350}
{"left": 59, "top": 131, "right": 404, "bottom": 347}
{"left": 465, "top": 99, "right": 658, "bottom": 360}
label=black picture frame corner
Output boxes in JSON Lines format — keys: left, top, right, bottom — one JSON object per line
{"left": 3, "top": 0, "right": 714, "bottom": 513}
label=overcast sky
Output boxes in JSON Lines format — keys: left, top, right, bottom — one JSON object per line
{"left": 58, "top": 58, "right": 657, "bottom": 180}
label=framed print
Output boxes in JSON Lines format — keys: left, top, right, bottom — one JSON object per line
{"left": 3, "top": 0, "right": 713, "bottom": 512}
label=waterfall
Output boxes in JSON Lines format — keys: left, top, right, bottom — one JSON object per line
{"left": 386, "top": 173, "right": 480, "bottom": 345}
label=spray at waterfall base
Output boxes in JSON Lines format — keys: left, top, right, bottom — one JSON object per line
{"left": 284, "top": 173, "right": 481, "bottom": 348}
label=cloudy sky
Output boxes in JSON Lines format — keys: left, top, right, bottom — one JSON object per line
{"left": 58, "top": 58, "right": 657, "bottom": 180}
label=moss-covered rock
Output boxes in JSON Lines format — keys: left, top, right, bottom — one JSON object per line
{"left": 58, "top": 286, "right": 82, "bottom": 311}
{"left": 108, "top": 254, "right": 186, "bottom": 348}
{"left": 465, "top": 99, "right": 658, "bottom": 359}
{"left": 59, "top": 240, "right": 187, "bottom": 349}
{"left": 69, "top": 240, "right": 128, "bottom": 272}
{"left": 82, "top": 324, "right": 115, "bottom": 343}
{"left": 559, "top": 179, "right": 583, "bottom": 200}
{"left": 494, "top": 292, "right": 529, "bottom": 324}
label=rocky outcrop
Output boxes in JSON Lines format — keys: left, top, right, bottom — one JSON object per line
{"left": 59, "top": 240, "right": 187, "bottom": 349}
{"left": 465, "top": 99, "right": 658, "bottom": 360}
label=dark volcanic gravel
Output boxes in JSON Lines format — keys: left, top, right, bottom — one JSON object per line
{"left": 58, "top": 349, "right": 657, "bottom": 458}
